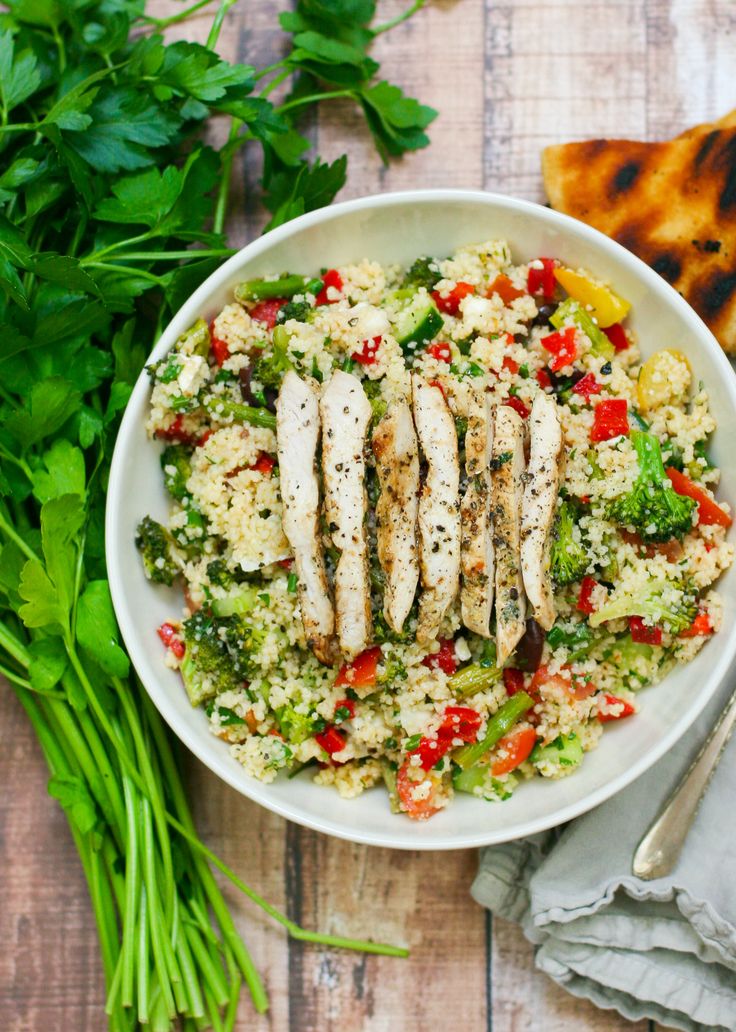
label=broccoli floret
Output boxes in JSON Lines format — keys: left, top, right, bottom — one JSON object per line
{"left": 607, "top": 431, "right": 697, "bottom": 543}
{"left": 252, "top": 325, "right": 294, "bottom": 390}
{"left": 403, "top": 255, "right": 442, "bottom": 290}
{"left": 180, "top": 609, "right": 267, "bottom": 705}
{"left": 589, "top": 578, "right": 698, "bottom": 634}
{"left": 275, "top": 298, "right": 313, "bottom": 325}
{"left": 170, "top": 504, "right": 208, "bottom": 558}
{"left": 362, "top": 378, "right": 386, "bottom": 422}
{"left": 160, "top": 445, "right": 192, "bottom": 501}
{"left": 550, "top": 500, "right": 589, "bottom": 585}
{"left": 206, "top": 558, "right": 251, "bottom": 589}
{"left": 135, "top": 516, "right": 178, "bottom": 585}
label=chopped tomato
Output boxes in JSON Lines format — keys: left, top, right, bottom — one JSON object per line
{"left": 502, "top": 356, "right": 520, "bottom": 374}
{"left": 491, "top": 726, "right": 537, "bottom": 776}
{"left": 426, "top": 341, "right": 452, "bottom": 363}
{"left": 679, "top": 611, "right": 714, "bottom": 638}
{"left": 396, "top": 761, "right": 442, "bottom": 820}
{"left": 487, "top": 274, "right": 524, "bottom": 305}
{"left": 590, "top": 398, "right": 629, "bottom": 442}
{"left": 527, "top": 258, "right": 557, "bottom": 301}
{"left": 531, "top": 664, "right": 593, "bottom": 701}
{"left": 603, "top": 322, "right": 629, "bottom": 352}
{"left": 629, "top": 616, "right": 662, "bottom": 645}
{"left": 541, "top": 326, "right": 578, "bottom": 372}
{"left": 155, "top": 415, "right": 196, "bottom": 445}
{"left": 502, "top": 668, "right": 525, "bottom": 695}
{"left": 536, "top": 368, "right": 552, "bottom": 389}
{"left": 157, "top": 622, "right": 185, "bottom": 659}
{"left": 250, "top": 453, "right": 275, "bottom": 476}
{"left": 250, "top": 298, "right": 287, "bottom": 328}
{"left": 197, "top": 429, "right": 212, "bottom": 447}
{"left": 572, "top": 372, "right": 602, "bottom": 400}
{"left": 334, "top": 697, "right": 356, "bottom": 721}
{"left": 428, "top": 379, "right": 447, "bottom": 399}
{"left": 441, "top": 706, "right": 481, "bottom": 743}
{"left": 315, "top": 726, "right": 347, "bottom": 756}
{"left": 209, "top": 324, "right": 230, "bottom": 366}
{"left": 577, "top": 576, "right": 598, "bottom": 615}
{"left": 665, "top": 467, "right": 733, "bottom": 528}
{"left": 334, "top": 646, "right": 381, "bottom": 688}
{"left": 504, "top": 395, "right": 530, "bottom": 419}
{"left": 598, "top": 693, "right": 636, "bottom": 722}
{"left": 352, "top": 335, "right": 382, "bottom": 365}
{"left": 432, "top": 281, "right": 474, "bottom": 315}
{"left": 422, "top": 638, "right": 457, "bottom": 675}
{"left": 277, "top": 557, "right": 293, "bottom": 569}
{"left": 315, "top": 268, "right": 343, "bottom": 306}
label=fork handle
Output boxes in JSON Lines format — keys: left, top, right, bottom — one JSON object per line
{"left": 632, "top": 690, "right": 736, "bottom": 880}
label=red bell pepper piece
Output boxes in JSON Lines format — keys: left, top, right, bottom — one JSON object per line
{"left": 527, "top": 258, "right": 557, "bottom": 301}
{"left": 250, "top": 298, "right": 287, "bottom": 328}
{"left": 491, "top": 726, "right": 536, "bottom": 776}
{"left": 157, "top": 622, "right": 185, "bottom": 659}
{"left": 502, "top": 356, "right": 519, "bottom": 374}
{"left": 277, "top": 557, "right": 293, "bottom": 569}
{"left": 315, "top": 268, "right": 343, "bottom": 306}
{"left": 422, "top": 638, "right": 457, "bottom": 675}
{"left": 334, "top": 646, "right": 381, "bottom": 688}
{"left": 665, "top": 467, "right": 733, "bottom": 528}
{"left": 502, "top": 668, "right": 525, "bottom": 696}
{"left": 426, "top": 341, "right": 452, "bottom": 363}
{"left": 315, "top": 726, "right": 347, "bottom": 756}
{"left": 629, "top": 616, "right": 662, "bottom": 645}
{"left": 334, "top": 698, "right": 356, "bottom": 721}
{"left": 541, "top": 326, "right": 578, "bottom": 372}
{"left": 432, "top": 281, "right": 474, "bottom": 315}
{"left": 572, "top": 372, "right": 602, "bottom": 400}
{"left": 577, "top": 576, "right": 598, "bottom": 615}
{"left": 536, "top": 368, "right": 552, "bottom": 389}
{"left": 679, "top": 611, "right": 714, "bottom": 638}
{"left": 504, "top": 396, "right": 530, "bottom": 419}
{"left": 598, "top": 693, "right": 636, "bottom": 722}
{"left": 590, "top": 398, "right": 629, "bottom": 442}
{"left": 250, "top": 453, "right": 275, "bottom": 476}
{"left": 603, "top": 322, "right": 629, "bottom": 352}
{"left": 155, "top": 414, "right": 196, "bottom": 445}
{"left": 441, "top": 706, "right": 481, "bottom": 742}
{"left": 352, "top": 335, "right": 381, "bottom": 365}
{"left": 487, "top": 274, "right": 524, "bottom": 305}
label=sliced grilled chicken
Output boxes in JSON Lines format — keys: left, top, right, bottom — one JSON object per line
{"left": 460, "top": 386, "right": 495, "bottom": 637}
{"left": 320, "top": 370, "right": 373, "bottom": 659}
{"left": 276, "top": 372, "right": 336, "bottom": 664}
{"left": 412, "top": 374, "right": 461, "bottom": 645}
{"left": 372, "top": 401, "right": 420, "bottom": 633}
{"left": 520, "top": 392, "right": 564, "bottom": 631}
{"left": 492, "top": 405, "right": 527, "bottom": 666}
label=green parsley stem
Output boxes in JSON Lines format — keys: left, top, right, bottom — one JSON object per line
{"left": 89, "top": 249, "right": 237, "bottom": 263}
{"left": 0, "top": 511, "right": 39, "bottom": 562}
{"left": 206, "top": 0, "right": 239, "bottom": 49}
{"left": 276, "top": 89, "right": 356, "bottom": 115}
{"left": 140, "top": 0, "right": 215, "bottom": 29}
{"left": 84, "top": 262, "right": 167, "bottom": 285}
{"left": 258, "top": 67, "right": 292, "bottom": 98}
{"left": 373, "top": 0, "right": 425, "bottom": 34}
{"left": 0, "top": 661, "right": 35, "bottom": 691}
{"left": 213, "top": 119, "right": 241, "bottom": 236}
{"left": 0, "top": 621, "right": 30, "bottom": 668}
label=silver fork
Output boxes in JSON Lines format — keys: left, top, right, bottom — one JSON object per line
{"left": 633, "top": 688, "right": 736, "bottom": 880}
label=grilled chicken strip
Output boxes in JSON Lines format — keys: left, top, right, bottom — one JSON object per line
{"left": 276, "top": 372, "right": 336, "bottom": 664}
{"left": 320, "top": 370, "right": 373, "bottom": 659}
{"left": 492, "top": 405, "right": 527, "bottom": 666}
{"left": 372, "top": 401, "right": 420, "bottom": 634}
{"left": 520, "top": 392, "right": 564, "bottom": 631}
{"left": 412, "top": 374, "right": 461, "bottom": 645}
{"left": 460, "top": 386, "right": 495, "bottom": 637}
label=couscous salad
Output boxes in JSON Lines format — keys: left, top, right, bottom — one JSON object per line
{"left": 138, "top": 242, "right": 734, "bottom": 820}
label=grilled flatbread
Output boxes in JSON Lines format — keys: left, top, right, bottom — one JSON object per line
{"left": 542, "top": 119, "right": 736, "bottom": 353}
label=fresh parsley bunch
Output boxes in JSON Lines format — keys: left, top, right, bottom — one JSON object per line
{"left": 0, "top": 0, "right": 434, "bottom": 1027}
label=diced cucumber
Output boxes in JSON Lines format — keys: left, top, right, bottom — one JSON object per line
{"left": 391, "top": 294, "right": 443, "bottom": 348}
{"left": 530, "top": 731, "right": 583, "bottom": 770}
{"left": 210, "top": 587, "right": 260, "bottom": 617}
{"left": 381, "top": 762, "right": 401, "bottom": 814}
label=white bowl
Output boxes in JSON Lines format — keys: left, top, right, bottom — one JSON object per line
{"left": 107, "top": 190, "right": 736, "bottom": 850}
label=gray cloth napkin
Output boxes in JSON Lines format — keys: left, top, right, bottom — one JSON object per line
{"left": 472, "top": 675, "right": 736, "bottom": 1032}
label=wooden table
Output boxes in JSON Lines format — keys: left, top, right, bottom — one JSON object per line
{"left": 2, "top": 1, "right": 734, "bottom": 1028}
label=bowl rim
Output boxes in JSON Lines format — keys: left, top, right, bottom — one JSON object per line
{"left": 106, "top": 188, "right": 736, "bottom": 850}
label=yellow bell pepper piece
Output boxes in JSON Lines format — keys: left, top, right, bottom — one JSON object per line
{"left": 637, "top": 349, "right": 692, "bottom": 413}
{"left": 553, "top": 267, "right": 631, "bottom": 328}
